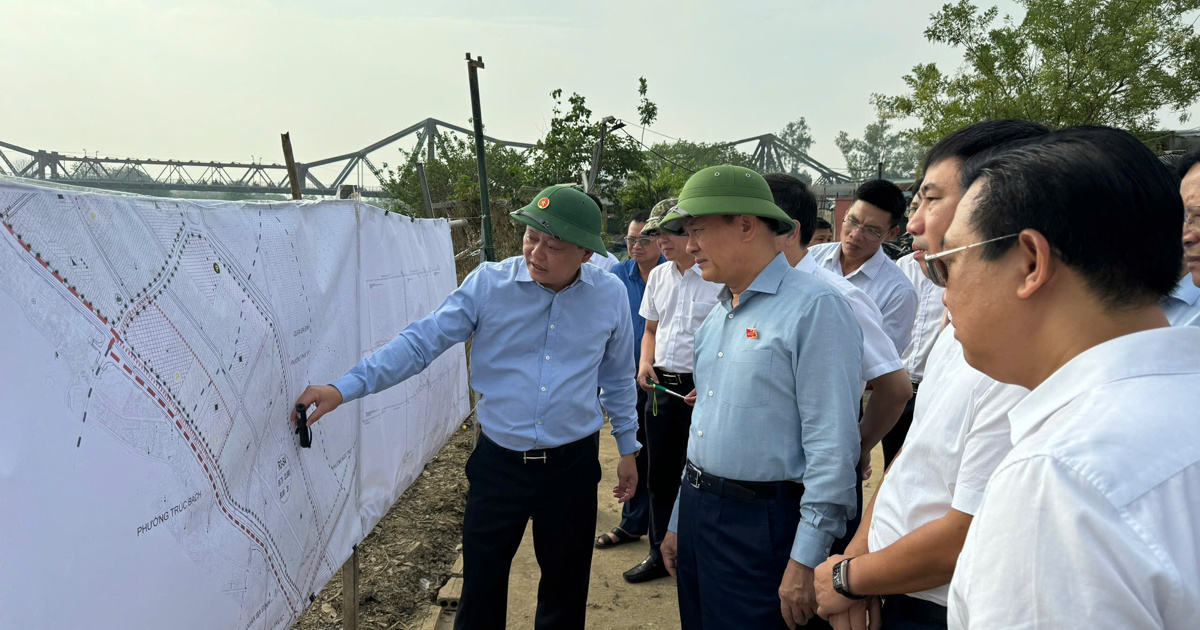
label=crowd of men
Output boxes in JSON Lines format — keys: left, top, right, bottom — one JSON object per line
{"left": 294, "top": 121, "right": 1200, "bottom": 630}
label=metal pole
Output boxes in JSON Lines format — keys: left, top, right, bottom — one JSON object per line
{"left": 587, "top": 119, "right": 608, "bottom": 194}
{"left": 416, "top": 163, "right": 436, "bottom": 219}
{"left": 281, "top": 133, "right": 302, "bottom": 200}
{"left": 465, "top": 53, "right": 495, "bottom": 262}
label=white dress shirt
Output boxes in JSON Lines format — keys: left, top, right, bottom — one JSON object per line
{"left": 809, "top": 242, "right": 918, "bottom": 354}
{"left": 797, "top": 254, "right": 903, "bottom": 385}
{"left": 638, "top": 261, "right": 722, "bottom": 374}
{"left": 948, "top": 326, "right": 1200, "bottom": 629}
{"left": 588, "top": 251, "right": 620, "bottom": 272}
{"left": 867, "top": 326, "right": 1026, "bottom": 606}
{"left": 896, "top": 253, "right": 946, "bottom": 382}
{"left": 1163, "top": 274, "right": 1200, "bottom": 327}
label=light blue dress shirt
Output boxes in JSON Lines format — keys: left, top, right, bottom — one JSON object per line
{"left": 668, "top": 253, "right": 863, "bottom": 569}
{"left": 1164, "top": 273, "right": 1200, "bottom": 327}
{"left": 332, "top": 256, "right": 642, "bottom": 455}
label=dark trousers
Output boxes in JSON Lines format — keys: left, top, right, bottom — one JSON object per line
{"left": 882, "top": 382, "right": 920, "bottom": 468}
{"left": 618, "top": 387, "right": 651, "bottom": 536}
{"left": 675, "top": 477, "right": 829, "bottom": 629}
{"left": 881, "top": 595, "right": 948, "bottom": 630}
{"left": 456, "top": 432, "right": 601, "bottom": 630}
{"left": 645, "top": 369, "right": 694, "bottom": 557}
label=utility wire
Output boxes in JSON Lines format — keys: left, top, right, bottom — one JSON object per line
{"left": 618, "top": 127, "right": 697, "bottom": 174}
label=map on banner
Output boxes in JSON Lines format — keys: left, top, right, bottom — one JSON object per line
{"left": 0, "top": 181, "right": 468, "bottom": 629}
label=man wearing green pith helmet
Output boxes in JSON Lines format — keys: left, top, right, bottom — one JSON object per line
{"left": 655, "top": 165, "right": 863, "bottom": 630}
{"left": 292, "top": 185, "right": 641, "bottom": 629}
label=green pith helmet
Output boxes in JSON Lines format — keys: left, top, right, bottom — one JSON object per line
{"left": 511, "top": 185, "right": 608, "bottom": 256}
{"left": 658, "top": 165, "right": 795, "bottom": 236}
{"left": 641, "top": 197, "right": 679, "bottom": 235}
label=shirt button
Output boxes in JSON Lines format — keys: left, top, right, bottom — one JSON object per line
{"left": 545, "top": 355, "right": 550, "bottom": 360}
{"left": 727, "top": 313, "right": 734, "bottom": 319}
{"left": 550, "top": 324, "right": 556, "bottom": 329}
{"left": 697, "top": 430, "right": 704, "bottom": 437}
{"left": 541, "top": 386, "right": 547, "bottom": 392}
{"left": 537, "top": 420, "right": 542, "bottom": 425}
{"left": 707, "top": 391, "right": 714, "bottom": 397}
{"left": 717, "top": 352, "right": 724, "bottom": 358}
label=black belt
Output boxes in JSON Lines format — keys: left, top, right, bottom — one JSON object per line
{"left": 656, "top": 369, "right": 691, "bottom": 387}
{"left": 911, "top": 381, "right": 921, "bottom": 394}
{"left": 886, "top": 594, "right": 947, "bottom": 625}
{"left": 480, "top": 432, "right": 596, "bottom": 464}
{"left": 684, "top": 461, "right": 803, "bottom": 502}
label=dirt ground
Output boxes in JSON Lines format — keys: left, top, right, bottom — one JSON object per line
{"left": 294, "top": 423, "right": 474, "bottom": 630}
{"left": 294, "top": 421, "right": 886, "bottom": 630}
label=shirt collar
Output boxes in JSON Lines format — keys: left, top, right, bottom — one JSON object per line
{"left": 1168, "top": 274, "right": 1200, "bottom": 306}
{"left": 795, "top": 252, "right": 818, "bottom": 275}
{"left": 849, "top": 246, "right": 888, "bottom": 280}
{"left": 718, "top": 252, "right": 791, "bottom": 305}
{"left": 1008, "top": 326, "right": 1200, "bottom": 443}
{"left": 623, "top": 255, "right": 666, "bottom": 281}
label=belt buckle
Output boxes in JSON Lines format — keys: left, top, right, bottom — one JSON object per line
{"left": 687, "top": 465, "right": 701, "bottom": 489}
{"left": 523, "top": 451, "right": 547, "bottom": 464}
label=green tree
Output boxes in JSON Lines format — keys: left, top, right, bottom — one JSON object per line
{"left": 380, "top": 130, "right": 530, "bottom": 217}
{"left": 875, "top": 0, "right": 1200, "bottom": 146}
{"left": 637, "top": 77, "right": 659, "bottom": 144}
{"left": 527, "top": 89, "right": 645, "bottom": 200}
{"left": 776, "top": 117, "right": 816, "bottom": 180}
{"left": 834, "top": 116, "right": 923, "bottom": 180}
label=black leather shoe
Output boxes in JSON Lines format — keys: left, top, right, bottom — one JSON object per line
{"left": 622, "top": 553, "right": 669, "bottom": 584}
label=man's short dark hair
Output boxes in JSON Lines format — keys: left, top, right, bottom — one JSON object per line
{"left": 853, "top": 179, "right": 907, "bottom": 228}
{"left": 585, "top": 192, "right": 604, "bottom": 212}
{"left": 1177, "top": 146, "right": 1200, "bottom": 181}
{"left": 922, "top": 120, "right": 1052, "bottom": 174}
{"left": 630, "top": 210, "right": 651, "bottom": 224}
{"left": 764, "top": 173, "right": 819, "bottom": 244}
{"left": 961, "top": 126, "right": 1182, "bottom": 308}
{"left": 815, "top": 218, "right": 832, "bottom": 230}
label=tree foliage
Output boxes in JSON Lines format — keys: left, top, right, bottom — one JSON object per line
{"left": 526, "top": 89, "right": 645, "bottom": 199}
{"left": 776, "top": 117, "right": 816, "bottom": 180}
{"left": 875, "top": 0, "right": 1200, "bottom": 146}
{"left": 834, "top": 116, "right": 923, "bottom": 180}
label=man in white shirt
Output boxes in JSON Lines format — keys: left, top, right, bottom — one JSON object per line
{"left": 622, "top": 199, "right": 723, "bottom": 584}
{"left": 943, "top": 126, "right": 1200, "bottom": 628}
{"left": 809, "top": 180, "right": 918, "bottom": 354}
{"left": 888, "top": 184, "right": 946, "bottom": 467}
{"left": 766, "top": 173, "right": 912, "bottom": 484}
{"left": 1164, "top": 274, "right": 1200, "bottom": 326}
{"left": 1166, "top": 148, "right": 1200, "bottom": 325}
{"left": 810, "top": 119, "right": 1050, "bottom": 630}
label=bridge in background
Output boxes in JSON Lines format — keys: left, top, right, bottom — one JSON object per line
{"left": 0, "top": 118, "right": 850, "bottom": 198}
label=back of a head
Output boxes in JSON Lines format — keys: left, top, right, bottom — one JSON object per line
{"left": 961, "top": 125, "right": 1183, "bottom": 308}
{"left": 922, "top": 119, "right": 1052, "bottom": 173}
{"left": 854, "top": 179, "right": 907, "bottom": 228}
{"left": 631, "top": 210, "right": 651, "bottom": 224}
{"left": 1178, "top": 146, "right": 1200, "bottom": 181}
{"left": 764, "top": 172, "right": 818, "bottom": 244}
{"left": 585, "top": 192, "right": 604, "bottom": 213}
{"left": 815, "top": 217, "right": 832, "bottom": 231}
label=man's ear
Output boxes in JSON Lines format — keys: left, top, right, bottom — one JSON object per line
{"left": 887, "top": 225, "right": 902, "bottom": 241}
{"left": 580, "top": 248, "right": 595, "bottom": 264}
{"left": 1015, "top": 230, "right": 1056, "bottom": 300}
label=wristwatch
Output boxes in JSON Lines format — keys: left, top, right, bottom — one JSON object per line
{"left": 832, "top": 558, "right": 866, "bottom": 600}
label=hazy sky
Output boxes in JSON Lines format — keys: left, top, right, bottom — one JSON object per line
{"left": 3, "top": 0, "right": 1198, "bottom": 184}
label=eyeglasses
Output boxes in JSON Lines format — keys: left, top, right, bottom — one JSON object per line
{"left": 923, "top": 234, "right": 1019, "bottom": 288}
{"left": 624, "top": 237, "right": 655, "bottom": 247}
{"left": 843, "top": 216, "right": 887, "bottom": 241}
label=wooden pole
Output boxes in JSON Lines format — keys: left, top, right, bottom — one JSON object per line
{"left": 281, "top": 132, "right": 302, "bottom": 200}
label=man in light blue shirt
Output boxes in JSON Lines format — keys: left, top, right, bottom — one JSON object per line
{"left": 293, "top": 185, "right": 640, "bottom": 630}
{"left": 656, "top": 166, "right": 863, "bottom": 630}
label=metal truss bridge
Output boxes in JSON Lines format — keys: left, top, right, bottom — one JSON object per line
{"left": 0, "top": 119, "right": 848, "bottom": 198}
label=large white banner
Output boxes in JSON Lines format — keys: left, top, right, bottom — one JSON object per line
{"left": 0, "top": 181, "right": 468, "bottom": 629}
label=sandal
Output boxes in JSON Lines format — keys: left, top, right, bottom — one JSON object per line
{"left": 595, "top": 527, "right": 641, "bottom": 549}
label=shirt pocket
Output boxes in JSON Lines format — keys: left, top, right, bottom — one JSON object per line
{"left": 715, "top": 348, "right": 772, "bottom": 409}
